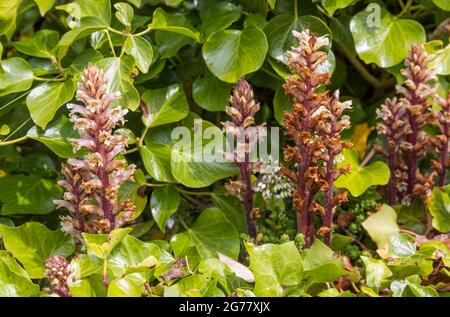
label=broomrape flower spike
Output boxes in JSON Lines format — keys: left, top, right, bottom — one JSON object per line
{"left": 377, "top": 44, "right": 439, "bottom": 204}
{"left": 282, "top": 30, "right": 352, "bottom": 247}
{"left": 44, "top": 255, "right": 72, "bottom": 297}
{"left": 222, "top": 78, "right": 263, "bottom": 239}
{"left": 432, "top": 93, "right": 450, "bottom": 187}
{"left": 54, "top": 64, "right": 136, "bottom": 239}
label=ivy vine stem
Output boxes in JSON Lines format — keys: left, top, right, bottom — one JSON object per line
{"left": 0, "top": 135, "right": 29, "bottom": 146}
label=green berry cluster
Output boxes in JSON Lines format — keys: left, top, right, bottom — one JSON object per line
{"left": 256, "top": 204, "right": 297, "bottom": 245}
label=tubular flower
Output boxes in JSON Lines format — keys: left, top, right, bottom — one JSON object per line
{"left": 54, "top": 64, "right": 136, "bottom": 238}
{"left": 397, "top": 44, "right": 437, "bottom": 200}
{"left": 375, "top": 98, "right": 411, "bottom": 205}
{"left": 222, "top": 78, "right": 263, "bottom": 239}
{"left": 376, "top": 44, "right": 437, "bottom": 204}
{"left": 282, "top": 30, "right": 351, "bottom": 246}
{"left": 432, "top": 93, "right": 450, "bottom": 187}
{"left": 44, "top": 256, "right": 73, "bottom": 297}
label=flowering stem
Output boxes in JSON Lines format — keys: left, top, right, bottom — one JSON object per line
{"left": 240, "top": 139, "right": 257, "bottom": 239}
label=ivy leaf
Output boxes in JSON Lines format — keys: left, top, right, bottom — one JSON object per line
{"left": 150, "top": 184, "right": 180, "bottom": 232}
{"left": 362, "top": 204, "right": 399, "bottom": 247}
{"left": 114, "top": 2, "right": 134, "bottom": 27}
{"left": 334, "top": 148, "right": 390, "bottom": 197}
{"left": 171, "top": 119, "right": 238, "bottom": 188}
{"left": 56, "top": 0, "right": 111, "bottom": 25}
{"left": 0, "top": 0, "right": 21, "bottom": 36}
{"left": 212, "top": 187, "right": 246, "bottom": 234}
{"left": 0, "top": 222, "right": 75, "bottom": 278}
{"left": 0, "top": 57, "right": 34, "bottom": 97}
{"left": 264, "top": 15, "right": 331, "bottom": 63}
{"left": 34, "top": 0, "right": 56, "bottom": 16}
{"left": 199, "top": 2, "right": 242, "bottom": 37}
{"left": 140, "top": 84, "right": 189, "bottom": 128}
{"left": 302, "top": 239, "right": 348, "bottom": 283}
{"left": 361, "top": 256, "right": 392, "bottom": 292}
{"left": 124, "top": 35, "right": 153, "bottom": 73}
{"left": 82, "top": 228, "right": 132, "bottom": 259}
{"left": 246, "top": 242, "right": 303, "bottom": 296}
{"left": 13, "top": 30, "right": 59, "bottom": 58}
{"left": 171, "top": 208, "right": 240, "bottom": 260}
{"left": 108, "top": 272, "right": 148, "bottom": 297}
{"left": 428, "top": 186, "right": 450, "bottom": 233}
{"left": 149, "top": 8, "right": 200, "bottom": 41}
{"left": 391, "top": 278, "right": 439, "bottom": 297}
{"left": 433, "top": 0, "right": 450, "bottom": 10}
{"left": 26, "top": 79, "right": 76, "bottom": 129}
{"left": 27, "top": 115, "right": 79, "bottom": 158}
{"left": 430, "top": 44, "right": 450, "bottom": 76}
{"left": 164, "top": 274, "right": 224, "bottom": 297}
{"left": 192, "top": 72, "right": 233, "bottom": 112}
{"left": 97, "top": 56, "right": 140, "bottom": 111}
{"left": 0, "top": 175, "right": 62, "bottom": 215}
{"left": 388, "top": 234, "right": 416, "bottom": 258}
{"left": 0, "top": 251, "right": 40, "bottom": 296}
{"left": 202, "top": 26, "right": 268, "bottom": 83}
{"left": 56, "top": 17, "right": 106, "bottom": 53}
{"left": 321, "top": 0, "right": 355, "bottom": 16}
{"left": 140, "top": 143, "right": 176, "bottom": 183}
{"left": 350, "top": 6, "right": 426, "bottom": 68}
{"left": 155, "top": 31, "right": 192, "bottom": 59}
{"left": 108, "top": 235, "right": 162, "bottom": 277}
{"left": 273, "top": 86, "right": 291, "bottom": 125}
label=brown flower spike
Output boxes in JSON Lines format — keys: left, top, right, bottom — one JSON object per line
{"left": 282, "top": 30, "right": 352, "bottom": 246}
{"left": 222, "top": 78, "right": 263, "bottom": 239}
{"left": 54, "top": 65, "right": 136, "bottom": 240}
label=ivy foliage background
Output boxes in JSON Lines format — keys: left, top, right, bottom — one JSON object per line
{"left": 0, "top": 0, "right": 449, "bottom": 297}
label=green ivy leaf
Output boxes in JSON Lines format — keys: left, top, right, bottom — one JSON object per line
{"left": 321, "top": 0, "right": 355, "bottom": 16}
{"left": 192, "top": 72, "right": 233, "bottom": 112}
{"left": 124, "top": 35, "right": 153, "bottom": 73}
{"left": 361, "top": 256, "right": 392, "bottom": 292}
{"left": 362, "top": 204, "right": 399, "bottom": 247}
{"left": 0, "top": 175, "right": 62, "bottom": 215}
{"left": 171, "top": 120, "right": 239, "bottom": 188}
{"left": 334, "top": 148, "right": 390, "bottom": 197}
{"left": 430, "top": 44, "right": 450, "bottom": 76}
{"left": 428, "top": 186, "right": 450, "bottom": 233}
{"left": 13, "top": 30, "right": 59, "bottom": 58}
{"left": 0, "top": 222, "right": 75, "bottom": 278}
{"left": 350, "top": 6, "right": 426, "bottom": 68}
{"left": 141, "top": 84, "right": 189, "bottom": 128}
{"left": 433, "top": 0, "right": 450, "bottom": 10}
{"left": 34, "top": 0, "right": 56, "bottom": 16}
{"left": 108, "top": 272, "right": 148, "bottom": 297}
{"left": 140, "top": 143, "right": 176, "bottom": 183}
{"left": 199, "top": 2, "right": 242, "bottom": 37}
{"left": 0, "top": 57, "right": 34, "bottom": 97}
{"left": 264, "top": 15, "right": 331, "bottom": 63}
{"left": 0, "top": 251, "right": 40, "bottom": 296}
{"left": 202, "top": 26, "right": 268, "bottom": 83}
{"left": 155, "top": 31, "right": 192, "bottom": 59}
{"left": 302, "top": 239, "right": 348, "bottom": 283}
{"left": 114, "top": 2, "right": 134, "bottom": 27}
{"left": 56, "top": 0, "right": 111, "bottom": 25}
{"left": 164, "top": 274, "right": 224, "bottom": 297}
{"left": 27, "top": 115, "right": 79, "bottom": 158}
{"left": 212, "top": 187, "right": 246, "bottom": 234}
{"left": 150, "top": 184, "right": 180, "bottom": 232}
{"left": 247, "top": 242, "right": 303, "bottom": 296}
{"left": 108, "top": 235, "right": 162, "bottom": 277}
{"left": 97, "top": 56, "right": 140, "bottom": 111}
{"left": 82, "top": 228, "right": 132, "bottom": 259}
{"left": 0, "top": 0, "right": 21, "bottom": 36}
{"left": 273, "top": 86, "right": 291, "bottom": 125}
{"left": 171, "top": 208, "right": 240, "bottom": 260}
{"left": 149, "top": 8, "right": 200, "bottom": 41}
{"left": 118, "top": 179, "right": 148, "bottom": 220}
{"left": 388, "top": 234, "right": 416, "bottom": 258}
{"left": 56, "top": 17, "right": 106, "bottom": 54}
{"left": 26, "top": 79, "right": 76, "bottom": 129}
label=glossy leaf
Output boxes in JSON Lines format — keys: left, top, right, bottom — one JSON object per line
{"left": 335, "top": 148, "right": 390, "bottom": 196}
{"left": 0, "top": 222, "right": 75, "bottom": 278}
{"left": 247, "top": 242, "right": 303, "bottom": 296}
{"left": 202, "top": 26, "right": 268, "bottom": 83}
{"left": 0, "top": 251, "right": 40, "bottom": 297}
{"left": 26, "top": 79, "right": 76, "bottom": 129}
{"left": 82, "top": 228, "right": 132, "bottom": 259}
{"left": 97, "top": 56, "right": 140, "bottom": 111}
{"left": 0, "top": 175, "right": 62, "bottom": 215}
{"left": 350, "top": 6, "right": 426, "bottom": 68}
{"left": 199, "top": 2, "right": 242, "bottom": 37}
{"left": 141, "top": 84, "right": 189, "bottom": 128}
{"left": 140, "top": 143, "right": 176, "bottom": 183}
{"left": 124, "top": 35, "right": 153, "bottom": 73}
{"left": 0, "top": 57, "right": 34, "bottom": 97}
{"left": 171, "top": 208, "right": 240, "bottom": 260}
{"left": 361, "top": 256, "right": 392, "bottom": 292}
{"left": 362, "top": 204, "right": 399, "bottom": 247}
{"left": 13, "top": 30, "right": 59, "bottom": 58}
{"left": 192, "top": 72, "right": 233, "bottom": 112}
{"left": 428, "top": 186, "right": 450, "bottom": 233}
{"left": 151, "top": 184, "right": 180, "bottom": 232}
{"left": 149, "top": 8, "right": 200, "bottom": 41}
